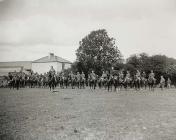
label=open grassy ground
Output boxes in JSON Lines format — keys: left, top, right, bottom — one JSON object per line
{"left": 0, "top": 87, "right": 176, "bottom": 140}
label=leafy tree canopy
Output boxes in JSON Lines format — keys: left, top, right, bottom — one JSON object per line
{"left": 76, "top": 29, "right": 122, "bottom": 75}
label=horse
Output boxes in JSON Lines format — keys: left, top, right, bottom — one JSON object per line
{"left": 123, "top": 76, "right": 132, "bottom": 90}
{"left": 107, "top": 75, "right": 114, "bottom": 92}
{"left": 98, "top": 77, "right": 104, "bottom": 89}
{"left": 64, "top": 76, "right": 69, "bottom": 88}
{"left": 80, "top": 76, "right": 85, "bottom": 89}
{"left": 70, "top": 75, "right": 76, "bottom": 89}
{"left": 59, "top": 75, "right": 65, "bottom": 89}
{"left": 88, "top": 74, "right": 97, "bottom": 90}
{"left": 118, "top": 77, "right": 124, "bottom": 90}
{"left": 14, "top": 76, "right": 20, "bottom": 90}
{"left": 8, "top": 79, "right": 15, "bottom": 89}
{"left": 48, "top": 74, "right": 56, "bottom": 91}
{"left": 28, "top": 75, "right": 35, "bottom": 88}
{"left": 113, "top": 75, "right": 119, "bottom": 92}
{"left": 42, "top": 76, "right": 48, "bottom": 88}
{"left": 148, "top": 77, "right": 156, "bottom": 91}
{"left": 133, "top": 76, "right": 141, "bottom": 90}
{"left": 159, "top": 76, "right": 165, "bottom": 90}
{"left": 75, "top": 74, "right": 81, "bottom": 89}
{"left": 140, "top": 77, "right": 148, "bottom": 90}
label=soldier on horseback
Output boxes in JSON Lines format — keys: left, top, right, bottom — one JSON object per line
{"left": 124, "top": 71, "right": 132, "bottom": 89}
{"left": 80, "top": 71, "right": 85, "bottom": 89}
{"left": 149, "top": 70, "right": 155, "bottom": 79}
{"left": 159, "top": 75, "right": 165, "bottom": 90}
{"left": 134, "top": 70, "right": 141, "bottom": 90}
{"left": 8, "top": 72, "right": 13, "bottom": 89}
{"left": 101, "top": 71, "right": 108, "bottom": 89}
{"left": 148, "top": 70, "right": 156, "bottom": 91}
{"left": 113, "top": 73, "right": 119, "bottom": 92}
{"left": 107, "top": 72, "right": 114, "bottom": 92}
{"left": 69, "top": 71, "right": 76, "bottom": 89}
{"left": 119, "top": 70, "right": 124, "bottom": 90}
{"left": 76, "top": 72, "right": 81, "bottom": 88}
{"left": 141, "top": 71, "right": 147, "bottom": 89}
{"left": 167, "top": 77, "right": 171, "bottom": 88}
{"left": 59, "top": 71, "right": 65, "bottom": 88}
{"left": 89, "top": 70, "right": 97, "bottom": 89}
{"left": 49, "top": 66, "right": 56, "bottom": 76}
{"left": 48, "top": 66, "right": 56, "bottom": 91}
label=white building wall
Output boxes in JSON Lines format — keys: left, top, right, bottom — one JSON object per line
{"left": 32, "top": 62, "right": 58, "bottom": 74}
{"left": 57, "top": 62, "right": 63, "bottom": 72}
{"left": 64, "top": 63, "right": 71, "bottom": 69}
{"left": 32, "top": 62, "right": 72, "bottom": 74}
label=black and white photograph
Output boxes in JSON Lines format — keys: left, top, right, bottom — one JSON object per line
{"left": 0, "top": 0, "right": 176, "bottom": 139}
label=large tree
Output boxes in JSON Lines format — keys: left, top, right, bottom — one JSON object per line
{"left": 76, "top": 29, "right": 122, "bottom": 75}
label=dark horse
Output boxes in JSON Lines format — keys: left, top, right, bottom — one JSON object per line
{"left": 123, "top": 76, "right": 132, "bottom": 90}
{"left": 80, "top": 76, "right": 85, "bottom": 89}
{"left": 133, "top": 76, "right": 141, "bottom": 90}
{"left": 107, "top": 75, "right": 114, "bottom": 92}
{"left": 148, "top": 77, "right": 156, "bottom": 91}
{"left": 48, "top": 74, "right": 56, "bottom": 91}
{"left": 70, "top": 76, "right": 76, "bottom": 89}
{"left": 141, "top": 77, "right": 148, "bottom": 90}
{"left": 88, "top": 74, "right": 97, "bottom": 90}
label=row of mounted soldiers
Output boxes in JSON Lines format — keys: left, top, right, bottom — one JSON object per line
{"left": 7, "top": 66, "right": 172, "bottom": 91}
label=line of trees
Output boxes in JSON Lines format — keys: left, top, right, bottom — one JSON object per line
{"left": 120, "top": 53, "right": 176, "bottom": 84}
{"left": 64, "top": 29, "right": 176, "bottom": 84}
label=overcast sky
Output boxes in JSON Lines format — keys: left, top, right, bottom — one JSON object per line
{"left": 0, "top": 0, "right": 176, "bottom": 62}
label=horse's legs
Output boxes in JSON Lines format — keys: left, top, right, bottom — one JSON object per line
{"left": 16, "top": 80, "right": 19, "bottom": 90}
{"left": 82, "top": 81, "right": 85, "bottom": 89}
{"left": 72, "top": 81, "right": 74, "bottom": 89}
{"left": 52, "top": 83, "right": 54, "bottom": 90}
{"left": 138, "top": 81, "right": 140, "bottom": 90}
{"left": 94, "top": 81, "right": 96, "bottom": 90}
{"left": 108, "top": 82, "right": 110, "bottom": 91}
{"left": 89, "top": 81, "right": 91, "bottom": 89}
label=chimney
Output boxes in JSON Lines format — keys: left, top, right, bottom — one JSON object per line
{"left": 49, "top": 53, "right": 54, "bottom": 60}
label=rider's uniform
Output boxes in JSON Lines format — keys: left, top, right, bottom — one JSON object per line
{"left": 119, "top": 72, "right": 124, "bottom": 78}
{"left": 124, "top": 72, "right": 131, "bottom": 82}
{"left": 126, "top": 72, "right": 130, "bottom": 77}
{"left": 8, "top": 73, "right": 13, "bottom": 81}
{"left": 90, "top": 72, "right": 96, "bottom": 80}
{"left": 126, "top": 72, "right": 131, "bottom": 79}
{"left": 141, "top": 72, "right": 146, "bottom": 78}
{"left": 167, "top": 78, "right": 171, "bottom": 88}
{"left": 136, "top": 71, "right": 141, "bottom": 80}
{"left": 60, "top": 72, "right": 65, "bottom": 80}
{"left": 101, "top": 73, "right": 107, "bottom": 79}
{"left": 81, "top": 73, "right": 85, "bottom": 80}
{"left": 119, "top": 72, "right": 124, "bottom": 83}
{"left": 113, "top": 75, "right": 118, "bottom": 80}
{"left": 160, "top": 76, "right": 165, "bottom": 88}
{"left": 69, "top": 72, "right": 75, "bottom": 80}
{"left": 49, "top": 68, "right": 56, "bottom": 76}
{"left": 76, "top": 73, "right": 81, "bottom": 81}
{"left": 160, "top": 77, "right": 165, "bottom": 84}
{"left": 149, "top": 72, "right": 155, "bottom": 79}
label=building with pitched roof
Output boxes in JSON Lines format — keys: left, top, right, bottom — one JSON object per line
{"left": 32, "top": 53, "right": 72, "bottom": 74}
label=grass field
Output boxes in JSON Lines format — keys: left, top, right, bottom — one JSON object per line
{"left": 0, "top": 87, "right": 176, "bottom": 140}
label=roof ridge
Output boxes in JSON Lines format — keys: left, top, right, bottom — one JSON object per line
{"left": 33, "top": 55, "right": 72, "bottom": 63}
{"left": 33, "top": 56, "right": 48, "bottom": 62}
